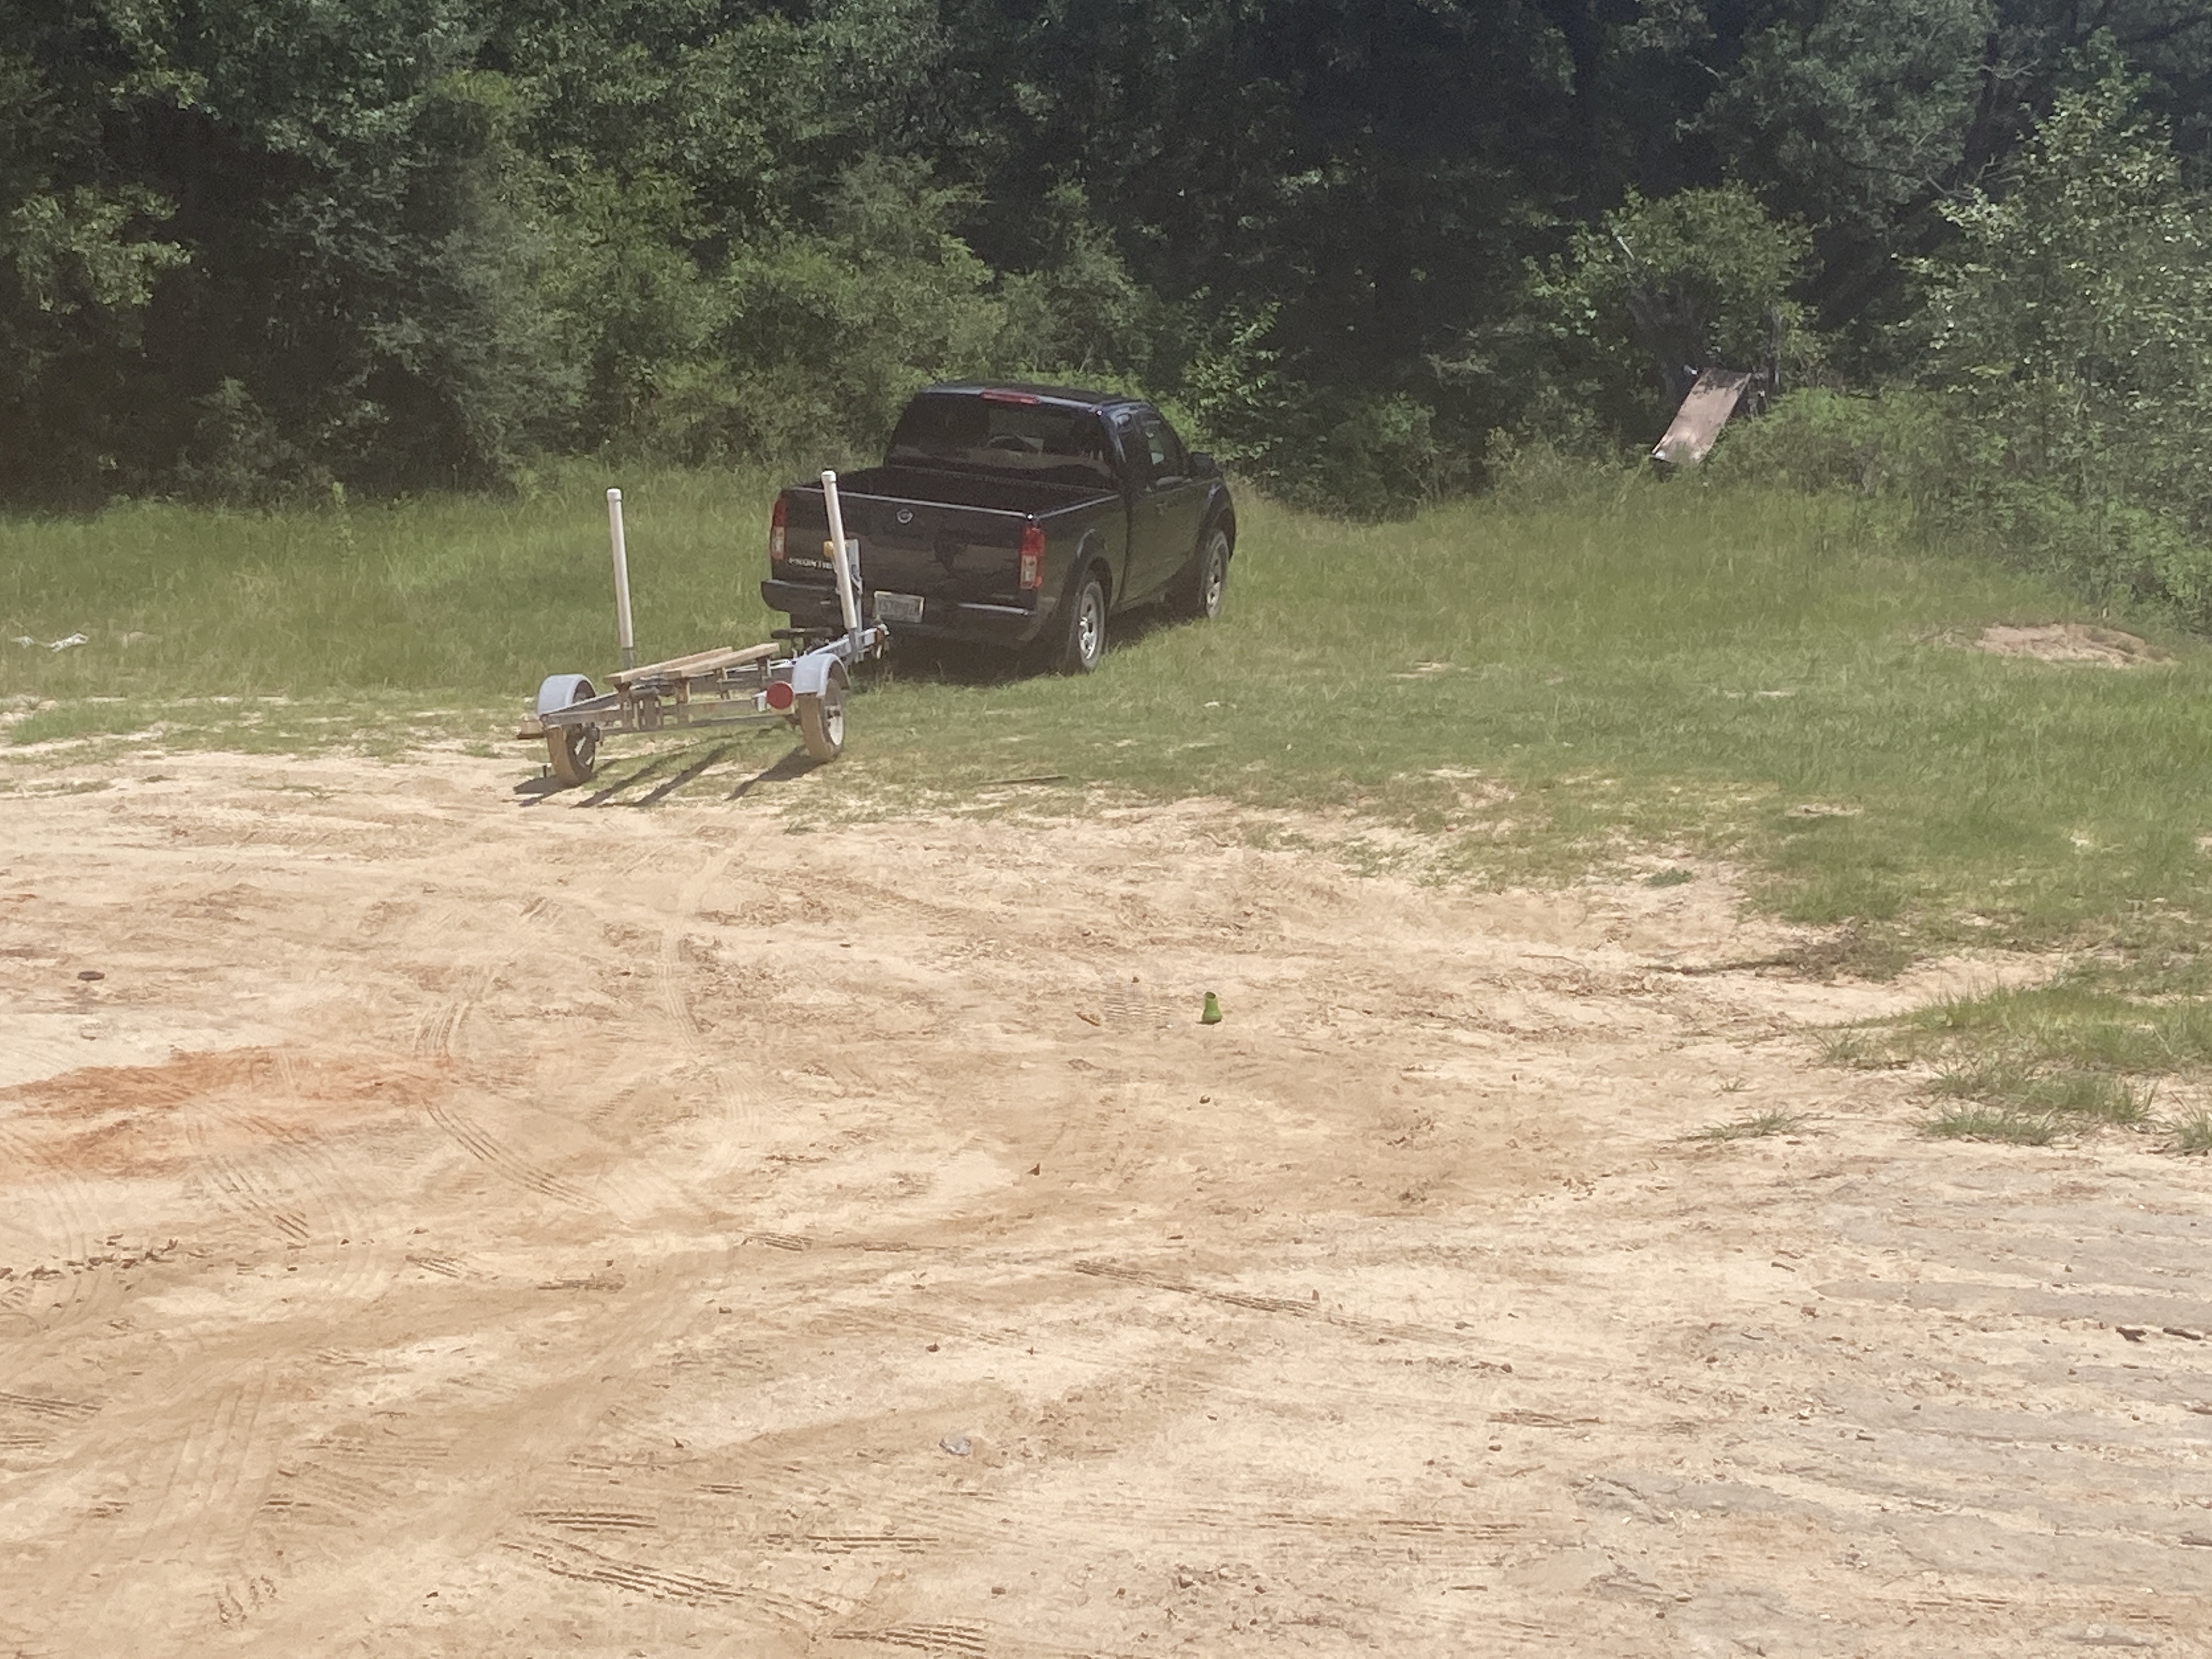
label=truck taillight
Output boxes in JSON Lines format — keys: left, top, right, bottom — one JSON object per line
{"left": 1018, "top": 522, "right": 1045, "bottom": 590}
{"left": 770, "top": 496, "right": 787, "bottom": 562}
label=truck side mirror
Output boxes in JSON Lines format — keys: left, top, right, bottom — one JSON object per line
{"left": 1189, "top": 451, "right": 1220, "bottom": 478}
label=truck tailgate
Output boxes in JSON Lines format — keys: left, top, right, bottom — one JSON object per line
{"left": 781, "top": 493, "right": 1024, "bottom": 608}
{"left": 780, "top": 469, "right": 1114, "bottom": 609}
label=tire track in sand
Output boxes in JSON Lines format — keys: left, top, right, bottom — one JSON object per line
{"left": 184, "top": 1114, "right": 311, "bottom": 1245}
{"left": 411, "top": 948, "right": 690, "bottom": 1227}
{"left": 683, "top": 1437, "right": 1535, "bottom": 1565}
{"left": 424, "top": 1098, "right": 601, "bottom": 1210}
{"left": 232, "top": 1106, "right": 404, "bottom": 1311}
{"left": 409, "top": 959, "right": 505, "bottom": 1063}
{"left": 499, "top": 1531, "right": 838, "bottom": 1623}
{"left": 409, "top": 956, "right": 611, "bottom": 1211}
{"left": 0, "top": 1124, "right": 126, "bottom": 1337}
{"left": 73, "top": 1363, "right": 278, "bottom": 1651}
{"left": 259, "top": 1255, "right": 708, "bottom": 1636}
{"left": 657, "top": 847, "right": 766, "bottom": 1141}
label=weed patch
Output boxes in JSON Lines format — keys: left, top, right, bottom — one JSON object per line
{"left": 1925, "top": 1106, "right": 2059, "bottom": 1146}
{"left": 1838, "top": 960, "right": 2212, "bottom": 1070}
{"left": 1898, "top": 967, "right": 2212, "bottom": 1073}
{"left": 1928, "top": 1060, "right": 2150, "bottom": 1125}
{"left": 1684, "top": 1111, "right": 1804, "bottom": 1142}
{"left": 8, "top": 699, "right": 162, "bottom": 746}
{"left": 1826, "top": 958, "right": 2211, "bottom": 1144}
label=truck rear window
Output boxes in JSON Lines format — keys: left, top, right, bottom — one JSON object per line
{"left": 888, "top": 394, "right": 1116, "bottom": 489}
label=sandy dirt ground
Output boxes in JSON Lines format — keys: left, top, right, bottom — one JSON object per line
{"left": 3, "top": 746, "right": 2210, "bottom": 1658}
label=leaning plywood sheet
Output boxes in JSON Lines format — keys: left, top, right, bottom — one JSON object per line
{"left": 1652, "top": 368, "right": 1754, "bottom": 467}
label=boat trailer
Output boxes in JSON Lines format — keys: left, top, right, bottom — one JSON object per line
{"left": 517, "top": 472, "right": 888, "bottom": 785}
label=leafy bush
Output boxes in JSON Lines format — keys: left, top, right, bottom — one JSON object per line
{"left": 1210, "top": 385, "right": 1462, "bottom": 522}
{"left": 1176, "top": 308, "right": 1464, "bottom": 518}
{"left": 1522, "top": 184, "right": 1818, "bottom": 447}
{"left": 1914, "top": 63, "right": 2212, "bottom": 622}
{"left": 674, "top": 157, "right": 1013, "bottom": 465}
{"left": 1475, "top": 429, "right": 1638, "bottom": 509}
{"left": 170, "top": 380, "right": 331, "bottom": 509}
{"left": 1705, "top": 387, "right": 1944, "bottom": 496}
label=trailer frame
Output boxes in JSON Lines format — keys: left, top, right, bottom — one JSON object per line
{"left": 516, "top": 472, "right": 888, "bottom": 785}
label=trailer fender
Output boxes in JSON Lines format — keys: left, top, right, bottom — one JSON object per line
{"left": 787, "top": 651, "right": 849, "bottom": 699}
{"left": 536, "top": 673, "right": 596, "bottom": 716}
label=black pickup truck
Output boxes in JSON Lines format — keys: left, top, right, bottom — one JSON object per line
{"left": 761, "top": 383, "right": 1235, "bottom": 673}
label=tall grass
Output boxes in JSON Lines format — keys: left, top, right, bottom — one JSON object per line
{"left": 0, "top": 467, "right": 785, "bottom": 704}
{"left": 5, "top": 467, "right": 2211, "bottom": 967}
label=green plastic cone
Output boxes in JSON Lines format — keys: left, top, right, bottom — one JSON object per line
{"left": 1200, "top": 991, "right": 1222, "bottom": 1025}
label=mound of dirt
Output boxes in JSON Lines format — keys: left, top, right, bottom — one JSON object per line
{"left": 1973, "top": 622, "right": 2163, "bottom": 665}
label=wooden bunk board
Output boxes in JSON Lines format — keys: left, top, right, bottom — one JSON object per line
{"left": 610, "top": 642, "right": 776, "bottom": 689}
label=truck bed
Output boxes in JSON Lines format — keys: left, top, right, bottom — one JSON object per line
{"left": 823, "top": 465, "right": 1116, "bottom": 519}
{"left": 768, "top": 466, "right": 1123, "bottom": 647}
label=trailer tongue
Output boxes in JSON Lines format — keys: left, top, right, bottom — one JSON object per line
{"left": 517, "top": 472, "right": 889, "bottom": 785}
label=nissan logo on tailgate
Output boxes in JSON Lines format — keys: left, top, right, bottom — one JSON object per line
{"left": 896, "top": 509, "right": 915, "bottom": 525}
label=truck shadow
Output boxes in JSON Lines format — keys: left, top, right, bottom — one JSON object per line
{"left": 876, "top": 639, "right": 1024, "bottom": 686}
{"left": 727, "top": 747, "right": 823, "bottom": 799}
{"left": 877, "top": 602, "right": 1182, "bottom": 686}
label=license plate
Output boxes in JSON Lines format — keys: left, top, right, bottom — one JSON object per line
{"left": 874, "top": 591, "right": 926, "bottom": 624}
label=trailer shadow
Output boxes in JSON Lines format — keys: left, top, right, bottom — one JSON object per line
{"left": 628, "top": 743, "right": 732, "bottom": 807}
{"left": 511, "top": 737, "right": 820, "bottom": 809}
{"left": 578, "top": 752, "right": 675, "bottom": 806}
{"left": 727, "top": 747, "right": 825, "bottom": 800}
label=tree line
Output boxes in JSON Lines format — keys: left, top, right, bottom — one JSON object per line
{"left": 4, "top": 1, "right": 2209, "bottom": 565}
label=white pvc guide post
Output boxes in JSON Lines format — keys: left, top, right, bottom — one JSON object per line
{"left": 606, "top": 487, "right": 636, "bottom": 670}
{"left": 820, "top": 470, "right": 861, "bottom": 637}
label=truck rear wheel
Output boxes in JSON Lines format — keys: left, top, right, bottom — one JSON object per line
{"left": 1178, "top": 526, "right": 1231, "bottom": 620}
{"left": 1046, "top": 571, "right": 1108, "bottom": 675}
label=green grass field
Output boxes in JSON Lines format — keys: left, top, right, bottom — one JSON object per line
{"left": 7, "top": 467, "right": 2211, "bottom": 1139}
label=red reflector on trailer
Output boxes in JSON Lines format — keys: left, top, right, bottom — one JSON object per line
{"left": 980, "top": 390, "right": 1041, "bottom": 405}
{"left": 1017, "top": 522, "right": 1045, "bottom": 590}
{"left": 765, "top": 679, "right": 794, "bottom": 711}
{"left": 770, "top": 495, "right": 787, "bottom": 561}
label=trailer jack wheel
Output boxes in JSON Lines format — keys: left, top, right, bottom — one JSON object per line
{"left": 795, "top": 663, "right": 848, "bottom": 763}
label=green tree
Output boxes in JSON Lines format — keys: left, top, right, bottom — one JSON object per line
{"left": 1517, "top": 183, "right": 1815, "bottom": 444}
{"left": 1918, "top": 60, "right": 2212, "bottom": 617}
{"left": 0, "top": 0, "right": 556, "bottom": 503}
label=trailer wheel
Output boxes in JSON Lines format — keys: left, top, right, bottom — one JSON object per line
{"left": 796, "top": 662, "right": 848, "bottom": 762}
{"left": 540, "top": 675, "right": 600, "bottom": 786}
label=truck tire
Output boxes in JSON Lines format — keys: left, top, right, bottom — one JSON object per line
{"left": 1177, "top": 525, "right": 1232, "bottom": 620}
{"left": 795, "top": 661, "right": 848, "bottom": 761}
{"left": 1045, "top": 569, "right": 1108, "bottom": 675}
